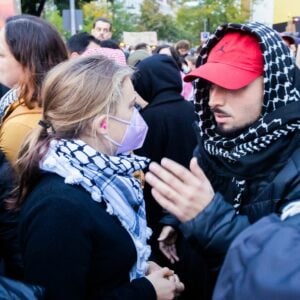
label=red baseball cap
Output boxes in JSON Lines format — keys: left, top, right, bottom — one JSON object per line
{"left": 184, "top": 32, "right": 264, "bottom": 90}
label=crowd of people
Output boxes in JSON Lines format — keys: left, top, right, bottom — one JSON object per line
{"left": 0, "top": 13, "right": 300, "bottom": 300}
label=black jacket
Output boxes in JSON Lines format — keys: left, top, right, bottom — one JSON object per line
{"left": 0, "top": 150, "right": 23, "bottom": 279}
{"left": 181, "top": 140, "right": 300, "bottom": 250}
{"left": 133, "top": 54, "right": 197, "bottom": 234}
{"left": 179, "top": 23, "right": 300, "bottom": 273}
{"left": 0, "top": 275, "right": 44, "bottom": 299}
{"left": 19, "top": 173, "right": 155, "bottom": 300}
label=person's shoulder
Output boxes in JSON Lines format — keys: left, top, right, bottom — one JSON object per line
{"left": 23, "top": 172, "right": 91, "bottom": 212}
{"left": 3, "top": 103, "right": 41, "bottom": 124}
{"left": 20, "top": 172, "right": 103, "bottom": 234}
{"left": 1, "top": 102, "right": 41, "bottom": 138}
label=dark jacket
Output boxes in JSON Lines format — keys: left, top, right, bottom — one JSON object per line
{"left": 0, "top": 150, "right": 23, "bottom": 279}
{"left": 19, "top": 173, "right": 156, "bottom": 300}
{"left": 133, "top": 54, "right": 197, "bottom": 234}
{"left": 213, "top": 212, "right": 300, "bottom": 300}
{"left": 181, "top": 141, "right": 300, "bottom": 256}
{"left": 0, "top": 275, "right": 44, "bottom": 299}
{"left": 179, "top": 22, "right": 300, "bottom": 277}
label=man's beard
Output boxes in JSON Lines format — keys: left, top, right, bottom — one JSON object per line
{"left": 215, "top": 123, "right": 253, "bottom": 139}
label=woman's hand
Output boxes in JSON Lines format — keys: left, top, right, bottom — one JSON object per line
{"left": 146, "top": 261, "right": 162, "bottom": 275}
{"left": 146, "top": 267, "right": 184, "bottom": 300}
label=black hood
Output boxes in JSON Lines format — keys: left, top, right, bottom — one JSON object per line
{"left": 132, "top": 54, "right": 183, "bottom": 105}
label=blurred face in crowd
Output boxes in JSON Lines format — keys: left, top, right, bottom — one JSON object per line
{"left": 159, "top": 47, "right": 172, "bottom": 56}
{"left": 178, "top": 48, "right": 189, "bottom": 56}
{"left": 208, "top": 76, "right": 264, "bottom": 137}
{"left": 91, "top": 20, "right": 112, "bottom": 41}
{"left": 0, "top": 27, "right": 24, "bottom": 88}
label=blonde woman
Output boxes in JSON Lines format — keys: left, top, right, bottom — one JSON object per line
{"left": 14, "top": 56, "right": 184, "bottom": 300}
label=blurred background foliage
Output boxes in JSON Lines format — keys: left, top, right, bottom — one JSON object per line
{"left": 21, "top": 0, "right": 253, "bottom": 45}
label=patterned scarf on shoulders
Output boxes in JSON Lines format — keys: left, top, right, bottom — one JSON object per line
{"left": 0, "top": 88, "right": 18, "bottom": 119}
{"left": 194, "top": 22, "right": 300, "bottom": 211}
{"left": 40, "top": 139, "right": 152, "bottom": 280}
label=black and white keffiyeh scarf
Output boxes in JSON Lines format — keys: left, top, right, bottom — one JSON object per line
{"left": 0, "top": 88, "right": 18, "bottom": 119}
{"left": 40, "top": 139, "right": 152, "bottom": 280}
{"left": 194, "top": 22, "right": 300, "bottom": 210}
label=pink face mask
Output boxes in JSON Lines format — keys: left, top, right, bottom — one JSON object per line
{"left": 105, "top": 108, "right": 148, "bottom": 155}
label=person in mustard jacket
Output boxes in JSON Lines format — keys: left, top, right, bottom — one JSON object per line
{"left": 0, "top": 14, "right": 68, "bottom": 163}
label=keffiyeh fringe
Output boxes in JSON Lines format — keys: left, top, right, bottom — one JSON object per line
{"left": 40, "top": 139, "right": 152, "bottom": 280}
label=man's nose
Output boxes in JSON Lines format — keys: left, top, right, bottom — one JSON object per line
{"left": 208, "top": 86, "right": 226, "bottom": 108}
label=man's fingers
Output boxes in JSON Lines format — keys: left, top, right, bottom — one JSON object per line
{"left": 151, "top": 188, "right": 182, "bottom": 218}
{"left": 160, "top": 158, "right": 193, "bottom": 184}
{"left": 147, "top": 161, "right": 187, "bottom": 194}
{"left": 189, "top": 157, "right": 208, "bottom": 181}
{"left": 161, "top": 157, "right": 205, "bottom": 184}
{"left": 145, "top": 172, "right": 181, "bottom": 206}
{"left": 146, "top": 158, "right": 214, "bottom": 222}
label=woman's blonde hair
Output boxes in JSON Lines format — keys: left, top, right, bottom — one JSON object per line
{"left": 13, "top": 55, "right": 133, "bottom": 208}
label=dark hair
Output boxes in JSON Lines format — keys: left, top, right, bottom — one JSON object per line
{"left": 5, "top": 15, "right": 68, "bottom": 108}
{"left": 153, "top": 45, "right": 182, "bottom": 69}
{"left": 67, "top": 32, "right": 98, "bottom": 54}
{"left": 99, "top": 39, "right": 120, "bottom": 49}
{"left": 135, "top": 43, "right": 148, "bottom": 51}
{"left": 175, "top": 40, "right": 190, "bottom": 51}
{"left": 92, "top": 17, "right": 112, "bottom": 31}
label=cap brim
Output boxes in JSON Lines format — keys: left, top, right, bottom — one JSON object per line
{"left": 184, "top": 62, "right": 261, "bottom": 90}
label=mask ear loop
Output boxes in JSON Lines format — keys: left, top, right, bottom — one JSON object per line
{"left": 103, "top": 103, "right": 118, "bottom": 156}
{"left": 109, "top": 115, "right": 131, "bottom": 125}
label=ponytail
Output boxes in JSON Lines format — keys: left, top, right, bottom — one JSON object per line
{"left": 9, "top": 124, "right": 52, "bottom": 209}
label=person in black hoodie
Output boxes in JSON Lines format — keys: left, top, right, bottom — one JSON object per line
{"left": 0, "top": 150, "right": 23, "bottom": 280}
{"left": 145, "top": 22, "right": 300, "bottom": 295}
{"left": 0, "top": 150, "right": 43, "bottom": 298}
{"left": 133, "top": 54, "right": 207, "bottom": 299}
